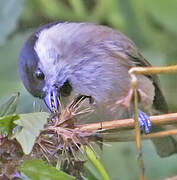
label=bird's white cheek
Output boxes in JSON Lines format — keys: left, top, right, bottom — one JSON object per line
{"left": 34, "top": 35, "right": 60, "bottom": 68}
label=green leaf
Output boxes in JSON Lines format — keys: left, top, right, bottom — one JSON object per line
{"left": 85, "top": 146, "right": 111, "bottom": 180}
{"left": 14, "top": 112, "right": 49, "bottom": 154}
{"left": 0, "top": 114, "right": 19, "bottom": 135}
{"left": 0, "top": 93, "right": 20, "bottom": 117}
{"left": 20, "top": 159, "right": 75, "bottom": 180}
{"left": 0, "top": 0, "right": 24, "bottom": 45}
{"left": 84, "top": 161, "right": 102, "bottom": 180}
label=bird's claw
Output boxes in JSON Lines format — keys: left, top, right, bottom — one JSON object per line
{"left": 133, "top": 110, "right": 152, "bottom": 134}
{"left": 137, "top": 110, "right": 152, "bottom": 134}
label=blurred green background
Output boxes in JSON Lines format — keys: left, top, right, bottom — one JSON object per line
{"left": 0, "top": 0, "right": 177, "bottom": 179}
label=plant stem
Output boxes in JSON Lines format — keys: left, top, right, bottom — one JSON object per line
{"left": 129, "top": 68, "right": 145, "bottom": 180}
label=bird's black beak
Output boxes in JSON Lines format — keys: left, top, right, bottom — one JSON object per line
{"left": 44, "top": 87, "right": 60, "bottom": 113}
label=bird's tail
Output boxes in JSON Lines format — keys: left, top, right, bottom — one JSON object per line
{"left": 151, "top": 80, "right": 177, "bottom": 157}
{"left": 151, "top": 126, "right": 177, "bottom": 157}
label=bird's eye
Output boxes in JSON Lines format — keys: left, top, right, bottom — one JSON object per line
{"left": 34, "top": 69, "right": 45, "bottom": 80}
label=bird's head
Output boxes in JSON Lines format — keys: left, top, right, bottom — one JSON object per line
{"left": 19, "top": 22, "right": 119, "bottom": 113}
{"left": 19, "top": 23, "right": 73, "bottom": 112}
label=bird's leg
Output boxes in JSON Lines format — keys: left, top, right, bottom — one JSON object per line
{"left": 114, "top": 88, "right": 152, "bottom": 134}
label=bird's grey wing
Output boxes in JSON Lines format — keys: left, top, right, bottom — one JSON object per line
{"left": 97, "top": 27, "right": 176, "bottom": 157}
{"left": 93, "top": 25, "right": 176, "bottom": 157}
{"left": 126, "top": 51, "right": 168, "bottom": 113}
{"left": 101, "top": 34, "right": 168, "bottom": 113}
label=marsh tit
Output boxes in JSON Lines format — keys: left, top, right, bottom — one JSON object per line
{"left": 19, "top": 22, "right": 177, "bottom": 157}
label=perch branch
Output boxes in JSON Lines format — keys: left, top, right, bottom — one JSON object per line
{"left": 101, "top": 129, "right": 177, "bottom": 142}
{"left": 128, "top": 65, "right": 177, "bottom": 75}
{"left": 76, "top": 113, "right": 177, "bottom": 131}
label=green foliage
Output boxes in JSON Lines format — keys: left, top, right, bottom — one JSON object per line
{"left": 86, "top": 147, "right": 111, "bottom": 180}
{"left": 84, "top": 162, "right": 102, "bottom": 180}
{"left": 0, "top": 93, "right": 110, "bottom": 179}
{"left": 1, "top": 0, "right": 177, "bottom": 179}
{"left": 145, "top": 0, "right": 177, "bottom": 34}
{"left": 84, "top": 146, "right": 111, "bottom": 180}
{"left": 20, "top": 159, "right": 75, "bottom": 180}
{"left": 37, "top": 0, "right": 74, "bottom": 20}
{"left": 0, "top": 32, "right": 32, "bottom": 100}
{"left": 14, "top": 112, "right": 49, "bottom": 154}
{"left": 0, "top": 93, "right": 20, "bottom": 135}
{"left": 0, "top": 93, "right": 19, "bottom": 116}
{"left": 69, "top": 0, "right": 87, "bottom": 19}
{"left": 0, "top": 0, "right": 24, "bottom": 45}
{"left": 0, "top": 114, "right": 19, "bottom": 135}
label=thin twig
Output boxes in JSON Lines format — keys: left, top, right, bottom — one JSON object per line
{"left": 129, "top": 66, "right": 145, "bottom": 180}
{"left": 129, "top": 65, "right": 177, "bottom": 75}
{"left": 101, "top": 129, "right": 177, "bottom": 142}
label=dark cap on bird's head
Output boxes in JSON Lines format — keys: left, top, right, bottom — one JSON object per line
{"left": 19, "top": 32, "right": 44, "bottom": 98}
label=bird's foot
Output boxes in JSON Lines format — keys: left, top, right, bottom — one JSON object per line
{"left": 109, "top": 88, "right": 152, "bottom": 133}
{"left": 136, "top": 110, "right": 152, "bottom": 134}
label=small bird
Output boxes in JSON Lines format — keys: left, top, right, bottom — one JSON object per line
{"left": 19, "top": 22, "right": 177, "bottom": 157}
